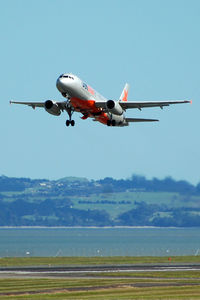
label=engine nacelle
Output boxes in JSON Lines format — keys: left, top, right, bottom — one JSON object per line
{"left": 44, "top": 100, "right": 61, "bottom": 116}
{"left": 106, "top": 100, "right": 123, "bottom": 115}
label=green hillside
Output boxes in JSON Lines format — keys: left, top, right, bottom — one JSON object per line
{"left": 0, "top": 175, "right": 200, "bottom": 226}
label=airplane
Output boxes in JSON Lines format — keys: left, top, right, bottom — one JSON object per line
{"left": 10, "top": 73, "right": 191, "bottom": 127}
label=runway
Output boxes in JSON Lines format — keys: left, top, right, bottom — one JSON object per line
{"left": 0, "top": 264, "right": 200, "bottom": 278}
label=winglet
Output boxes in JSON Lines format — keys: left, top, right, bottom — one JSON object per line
{"left": 120, "top": 83, "right": 129, "bottom": 102}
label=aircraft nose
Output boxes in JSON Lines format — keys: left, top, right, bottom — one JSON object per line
{"left": 56, "top": 77, "right": 65, "bottom": 93}
{"left": 56, "top": 74, "right": 76, "bottom": 95}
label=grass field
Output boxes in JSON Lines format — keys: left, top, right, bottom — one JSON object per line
{"left": 3, "top": 189, "right": 200, "bottom": 219}
{"left": 71, "top": 192, "right": 181, "bottom": 218}
{"left": 0, "top": 255, "right": 200, "bottom": 267}
{"left": 0, "top": 275, "right": 200, "bottom": 299}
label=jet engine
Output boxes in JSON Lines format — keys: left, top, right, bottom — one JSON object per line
{"left": 106, "top": 100, "right": 123, "bottom": 115}
{"left": 44, "top": 100, "right": 61, "bottom": 116}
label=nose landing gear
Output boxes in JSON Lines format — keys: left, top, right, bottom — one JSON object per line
{"left": 65, "top": 102, "right": 75, "bottom": 127}
{"left": 66, "top": 120, "right": 75, "bottom": 127}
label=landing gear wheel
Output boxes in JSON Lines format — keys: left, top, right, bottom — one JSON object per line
{"left": 66, "top": 120, "right": 75, "bottom": 127}
{"left": 111, "top": 120, "right": 116, "bottom": 126}
{"left": 107, "top": 120, "right": 111, "bottom": 126}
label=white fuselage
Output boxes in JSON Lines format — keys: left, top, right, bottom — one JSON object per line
{"left": 56, "top": 73, "right": 126, "bottom": 126}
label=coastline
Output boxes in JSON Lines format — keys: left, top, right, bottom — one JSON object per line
{"left": 0, "top": 226, "right": 197, "bottom": 229}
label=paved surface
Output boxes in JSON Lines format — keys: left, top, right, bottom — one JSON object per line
{"left": 0, "top": 263, "right": 200, "bottom": 278}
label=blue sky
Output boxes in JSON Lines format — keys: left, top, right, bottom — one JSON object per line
{"left": 0, "top": 0, "right": 199, "bottom": 184}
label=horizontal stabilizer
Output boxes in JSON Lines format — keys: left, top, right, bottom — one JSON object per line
{"left": 125, "top": 118, "right": 159, "bottom": 122}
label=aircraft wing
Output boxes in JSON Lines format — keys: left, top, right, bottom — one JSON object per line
{"left": 10, "top": 101, "right": 45, "bottom": 108}
{"left": 125, "top": 118, "right": 159, "bottom": 122}
{"left": 10, "top": 100, "right": 67, "bottom": 109}
{"left": 95, "top": 100, "right": 191, "bottom": 110}
{"left": 119, "top": 100, "right": 191, "bottom": 110}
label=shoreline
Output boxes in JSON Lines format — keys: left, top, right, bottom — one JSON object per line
{"left": 0, "top": 226, "right": 198, "bottom": 229}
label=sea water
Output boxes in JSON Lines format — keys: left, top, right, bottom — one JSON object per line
{"left": 0, "top": 227, "right": 200, "bottom": 257}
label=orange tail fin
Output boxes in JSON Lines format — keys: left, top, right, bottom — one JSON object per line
{"left": 120, "top": 83, "right": 129, "bottom": 102}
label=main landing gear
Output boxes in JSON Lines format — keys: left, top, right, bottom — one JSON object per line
{"left": 107, "top": 120, "right": 116, "bottom": 126}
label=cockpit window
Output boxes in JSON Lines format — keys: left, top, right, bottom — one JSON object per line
{"left": 59, "top": 74, "right": 74, "bottom": 80}
{"left": 82, "top": 82, "right": 88, "bottom": 90}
